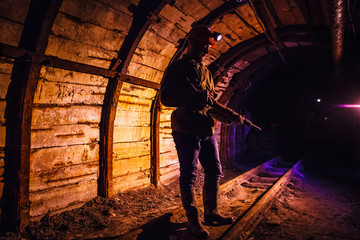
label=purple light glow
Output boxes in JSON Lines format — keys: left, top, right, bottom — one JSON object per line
{"left": 293, "top": 160, "right": 304, "bottom": 179}
{"left": 337, "top": 104, "right": 360, "bottom": 108}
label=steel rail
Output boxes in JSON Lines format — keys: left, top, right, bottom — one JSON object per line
{"left": 219, "top": 159, "right": 302, "bottom": 240}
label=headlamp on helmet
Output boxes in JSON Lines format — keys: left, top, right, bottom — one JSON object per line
{"left": 212, "top": 31, "right": 222, "bottom": 42}
{"left": 186, "top": 25, "right": 222, "bottom": 47}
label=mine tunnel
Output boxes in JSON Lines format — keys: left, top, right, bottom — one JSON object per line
{"left": 0, "top": 0, "right": 359, "bottom": 239}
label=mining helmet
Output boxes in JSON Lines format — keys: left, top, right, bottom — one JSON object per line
{"left": 186, "top": 25, "right": 222, "bottom": 47}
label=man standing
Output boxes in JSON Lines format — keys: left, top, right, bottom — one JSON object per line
{"left": 160, "top": 25, "right": 233, "bottom": 238}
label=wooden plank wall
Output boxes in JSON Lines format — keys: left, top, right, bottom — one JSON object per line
{"left": 46, "top": 0, "right": 134, "bottom": 68}
{"left": 112, "top": 83, "right": 156, "bottom": 192}
{"left": 30, "top": 67, "right": 106, "bottom": 219}
{"left": 119, "top": 2, "right": 191, "bottom": 189}
{"left": 0, "top": 0, "right": 30, "bottom": 216}
{"left": 159, "top": 106, "right": 178, "bottom": 184}
{"left": 28, "top": 0, "right": 137, "bottom": 220}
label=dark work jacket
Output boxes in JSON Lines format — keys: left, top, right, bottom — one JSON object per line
{"left": 160, "top": 55, "right": 215, "bottom": 137}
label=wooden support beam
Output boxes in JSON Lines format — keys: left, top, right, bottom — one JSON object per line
{"left": 123, "top": 75, "right": 160, "bottom": 90}
{"left": 115, "top": 0, "right": 168, "bottom": 74}
{"left": 98, "top": 78, "right": 121, "bottom": 198}
{"left": 236, "top": 13, "right": 261, "bottom": 35}
{"left": 99, "top": 0, "right": 166, "bottom": 196}
{"left": 263, "top": 1, "right": 283, "bottom": 27}
{"left": 150, "top": 93, "right": 161, "bottom": 187}
{"left": 1, "top": 0, "right": 63, "bottom": 232}
{"left": 0, "top": 43, "right": 160, "bottom": 90}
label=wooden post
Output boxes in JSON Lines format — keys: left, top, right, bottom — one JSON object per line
{"left": 1, "top": 0, "right": 63, "bottom": 232}
{"left": 150, "top": 93, "right": 161, "bottom": 187}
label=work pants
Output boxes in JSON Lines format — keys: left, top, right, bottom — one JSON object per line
{"left": 172, "top": 131, "right": 223, "bottom": 188}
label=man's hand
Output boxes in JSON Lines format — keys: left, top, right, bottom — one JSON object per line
{"left": 236, "top": 115, "right": 245, "bottom": 125}
{"left": 200, "top": 90, "right": 215, "bottom": 106}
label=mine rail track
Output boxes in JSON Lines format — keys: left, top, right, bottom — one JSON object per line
{"left": 218, "top": 158, "right": 302, "bottom": 240}
{"left": 110, "top": 156, "right": 302, "bottom": 240}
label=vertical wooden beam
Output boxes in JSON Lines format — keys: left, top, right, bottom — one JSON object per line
{"left": 263, "top": 1, "right": 282, "bottom": 27}
{"left": 150, "top": 93, "right": 161, "bottom": 187}
{"left": 98, "top": 76, "right": 121, "bottom": 198}
{"left": 1, "top": 0, "right": 62, "bottom": 232}
{"left": 99, "top": 0, "right": 167, "bottom": 197}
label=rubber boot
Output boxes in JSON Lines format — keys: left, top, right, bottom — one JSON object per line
{"left": 203, "top": 180, "right": 233, "bottom": 225}
{"left": 180, "top": 187, "right": 209, "bottom": 238}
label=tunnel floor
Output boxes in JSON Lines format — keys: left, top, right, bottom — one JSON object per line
{"left": 249, "top": 167, "right": 360, "bottom": 240}
{"left": 11, "top": 167, "right": 245, "bottom": 240}
{"left": 2, "top": 159, "right": 359, "bottom": 240}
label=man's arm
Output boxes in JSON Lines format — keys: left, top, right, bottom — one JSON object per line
{"left": 208, "top": 102, "right": 262, "bottom": 131}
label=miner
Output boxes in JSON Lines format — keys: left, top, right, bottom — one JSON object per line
{"left": 160, "top": 25, "right": 233, "bottom": 238}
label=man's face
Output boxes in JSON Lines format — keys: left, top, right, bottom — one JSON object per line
{"left": 196, "top": 41, "right": 210, "bottom": 59}
{"left": 189, "top": 38, "right": 211, "bottom": 61}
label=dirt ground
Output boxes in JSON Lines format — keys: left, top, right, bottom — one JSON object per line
{"left": 249, "top": 169, "right": 360, "bottom": 240}
{"left": 0, "top": 166, "right": 243, "bottom": 240}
